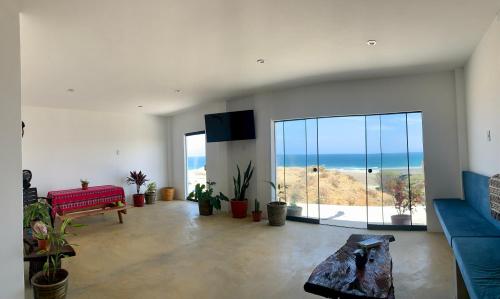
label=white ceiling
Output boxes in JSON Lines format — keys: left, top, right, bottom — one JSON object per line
{"left": 20, "top": 0, "right": 500, "bottom": 115}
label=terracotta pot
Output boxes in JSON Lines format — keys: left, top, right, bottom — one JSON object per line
{"left": 252, "top": 211, "right": 262, "bottom": 222}
{"left": 287, "top": 205, "right": 303, "bottom": 217}
{"left": 198, "top": 200, "right": 213, "bottom": 216}
{"left": 81, "top": 183, "right": 88, "bottom": 190}
{"left": 133, "top": 194, "right": 145, "bottom": 207}
{"left": 391, "top": 214, "right": 411, "bottom": 225}
{"left": 31, "top": 268, "right": 69, "bottom": 299}
{"left": 145, "top": 192, "right": 156, "bottom": 204}
{"left": 161, "top": 187, "right": 175, "bottom": 201}
{"left": 267, "top": 202, "right": 287, "bottom": 226}
{"left": 37, "top": 239, "right": 48, "bottom": 250}
{"left": 230, "top": 199, "right": 248, "bottom": 218}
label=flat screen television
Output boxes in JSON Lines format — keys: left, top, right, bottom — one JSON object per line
{"left": 205, "top": 110, "right": 256, "bottom": 143}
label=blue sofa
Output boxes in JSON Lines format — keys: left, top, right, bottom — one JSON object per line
{"left": 433, "top": 171, "right": 500, "bottom": 299}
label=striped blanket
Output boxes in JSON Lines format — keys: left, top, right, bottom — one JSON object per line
{"left": 490, "top": 174, "right": 500, "bottom": 220}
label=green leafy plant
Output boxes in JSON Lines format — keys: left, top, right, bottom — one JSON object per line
{"left": 254, "top": 199, "right": 260, "bottom": 213}
{"left": 386, "top": 175, "right": 425, "bottom": 215}
{"left": 188, "top": 181, "right": 227, "bottom": 210}
{"left": 38, "top": 219, "right": 84, "bottom": 283}
{"left": 229, "top": 161, "right": 254, "bottom": 200}
{"left": 23, "top": 201, "right": 51, "bottom": 228}
{"left": 126, "top": 171, "right": 148, "bottom": 194}
{"left": 146, "top": 182, "right": 157, "bottom": 194}
{"left": 80, "top": 179, "right": 89, "bottom": 185}
{"left": 266, "top": 181, "right": 287, "bottom": 203}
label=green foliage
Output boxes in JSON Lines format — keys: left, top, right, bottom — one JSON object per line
{"left": 146, "top": 182, "right": 157, "bottom": 194}
{"left": 38, "top": 219, "right": 84, "bottom": 283}
{"left": 254, "top": 199, "right": 260, "bottom": 212}
{"left": 266, "top": 181, "right": 287, "bottom": 203}
{"left": 23, "top": 201, "right": 51, "bottom": 228}
{"left": 231, "top": 161, "right": 254, "bottom": 200}
{"left": 126, "top": 171, "right": 148, "bottom": 194}
{"left": 187, "top": 181, "right": 227, "bottom": 210}
{"left": 80, "top": 179, "right": 89, "bottom": 184}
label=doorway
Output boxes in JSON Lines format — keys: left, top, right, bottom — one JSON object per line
{"left": 185, "top": 131, "right": 207, "bottom": 198}
{"left": 273, "top": 112, "right": 426, "bottom": 230}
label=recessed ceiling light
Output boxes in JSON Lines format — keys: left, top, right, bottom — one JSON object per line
{"left": 67, "top": 88, "right": 75, "bottom": 92}
{"left": 256, "top": 58, "right": 265, "bottom": 64}
{"left": 366, "top": 40, "right": 377, "bottom": 46}
{"left": 137, "top": 105, "right": 143, "bottom": 108}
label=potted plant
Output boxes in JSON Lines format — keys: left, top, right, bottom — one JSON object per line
{"left": 187, "top": 181, "right": 225, "bottom": 216}
{"left": 31, "top": 218, "right": 83, "bottom": 299}
{"left": 286, "top": 195, "right": 303, "bottom": 217}
{"left": 252, "top": 199, "right": 262, "bottom": 222}
{"left": 222, "top": 161, "right": 254, "bottom": 218}
{"left": 80, "top": 179, "right": 89, "bottom": 190}
{"left": 32, "top": 221, "right": 48, "bottom": 250}
{"left": 389, "top": 176, "right": 424, "bottom": 225}
{"left": 126, "top": 171, "right": 148, "bottom": 207}
{"left": 266, "top": 181, "right": 287, "bottom": 226}
{"left": 145, "top": 182, "right": 157, "bottom": 204}
{"left": 24, "top": 201, "right": 52, "bottom": 229}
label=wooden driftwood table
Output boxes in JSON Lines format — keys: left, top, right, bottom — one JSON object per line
{"left": 304, "top": 234, "right": 396, "bottom": 299}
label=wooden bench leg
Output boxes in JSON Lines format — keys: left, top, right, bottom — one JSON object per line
{"left": 117, "top": 210, "right": 123, "bottom": 224}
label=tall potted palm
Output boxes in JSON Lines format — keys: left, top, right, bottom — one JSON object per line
{"left": 222, "top": 161, "right": 254, "bottom": 218}
{"left": 126, "top": 171, "right": 148, "bottom": 207}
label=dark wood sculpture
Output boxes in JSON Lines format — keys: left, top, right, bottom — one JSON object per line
{"left": 304, "top": 234, "right": 395, "bottom": 299}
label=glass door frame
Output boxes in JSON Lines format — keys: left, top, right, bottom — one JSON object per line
{"left": 271, "top": 111, "right": 427, "bottom": 231}
{"left": 184, "top": 130, "right": 206, "bottom": 200}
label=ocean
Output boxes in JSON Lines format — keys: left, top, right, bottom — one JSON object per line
{"left": 187, "top": 152, "right": 424, "bottom": 171}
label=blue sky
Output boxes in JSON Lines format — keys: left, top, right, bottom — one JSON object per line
{"left": 275, "top": 113, "right": 424, "bottom": 154}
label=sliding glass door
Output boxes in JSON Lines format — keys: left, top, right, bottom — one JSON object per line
{"left": 185, "top": 131, "right": 207, "bottom": 198}
{"left": 273, "top": 112, "right": 426, "bottom": 229}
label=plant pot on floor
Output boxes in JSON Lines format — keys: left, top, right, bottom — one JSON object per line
{"left": 133, "top": 194, "right": 145, "bottom": 207}
{"left": 286, "top": 205, "right": 303, "bottom": 217}
{"left": 230, "top": 200, "right": 248, "bottom": 218}
{"left": 252, "top": 211, "right": 262, "bottom": 222}
{"left": 267, "top": 202, "right": 287, "bottom": 226}
{"left": 162, "top": 187, "right": 175, "bottom": 201}
{"left": 145, "top": 192, "right": 156, "bottom": 204}
{"left": 31, "top": 268, "right": 69, "bottom": 299}
{"left": 198, "top": 200, "right": 213, "bottom": 216}
{"left": 391, "top": 214, "right": 411, "bottom": 225}
{"left": 81, "top": 183, "right": 88, "bottom": 190}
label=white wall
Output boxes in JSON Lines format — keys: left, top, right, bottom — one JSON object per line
{"left": 168, "top": 71, "right": 464, "bottom": 231}
{"left": 0, "top": 0, "right": 24, "bottom": 297}
{"left": 22, "top": 106, "right": 169, "bottom": 201}
{"left": 465, "top": 18, "right": 500, "bottom": 176}
{"left": 167, "top": 102, "right": 229, "bottom": 202}
{"left": 226, "top": 71, "right": 463, "bottom": 232}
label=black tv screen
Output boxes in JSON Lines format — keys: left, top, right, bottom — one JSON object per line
{"left": 205, "top": 110, "right": 256, "bottom": 143}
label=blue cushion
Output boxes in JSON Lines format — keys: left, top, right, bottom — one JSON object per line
{"left": 453, "top": 237, "right": 500, "bottom": 299}
{"left": 433, "top": 199, "right": 500, "bottom": 246}
{"left": 463, "top": 171, "right": 500, "bottom": 231}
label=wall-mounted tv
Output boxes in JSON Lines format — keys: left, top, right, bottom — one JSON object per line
{"left": 205, "top": 110, "right": 256, "bottom": 143}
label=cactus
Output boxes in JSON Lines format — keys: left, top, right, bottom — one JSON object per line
{"left": 254, "top": 199, "right": 260, "bottom": 212}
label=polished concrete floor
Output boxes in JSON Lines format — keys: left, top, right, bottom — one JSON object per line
{"left": 25, "top": 201, "right": 454, "bottom": 299}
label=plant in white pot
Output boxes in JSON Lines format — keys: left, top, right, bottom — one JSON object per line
{"left": 390, "top": 176, "right": 424, "bottom": 225}
{"left": 266, "top": 181, "right": 287, "bottom": 226}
